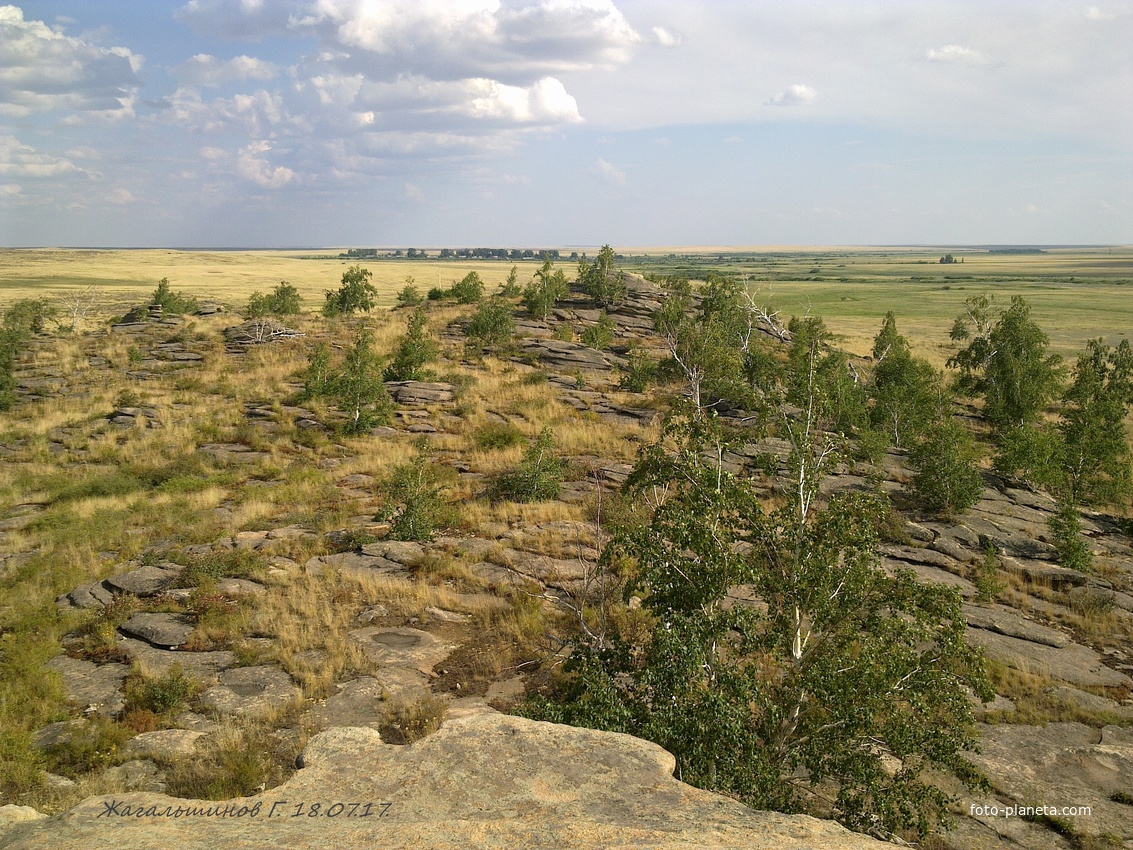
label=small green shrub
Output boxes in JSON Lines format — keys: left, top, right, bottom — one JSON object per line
{"left": 619, "top": 348, "right": 657, "bottom": 392}
{"left": 581, "top": 310, "right": 616, "bottom": 350}
{"left": 472, "top": 422, "right": 525, "bottom": 451}
{"left": 383, "top": 307, "right": 437, "bottom": 382}
{"left": 323, "top": 265, "right": 377, "bottom": 316}
{"left": 151, "top": 278, "right": 199, "bottom": 315}
{"left": 467, "top": 299, "right": 515, "bottom": 349}
{"left": 908, "top": 419, "right": 983, "bottom": 515}
{"left": 450, "top": 271, "right": 484, "bottom": 304}
{"left": 378, "top": 449, "right": 451, "bottom": 542}
{"left": 491, "top": 427, "right": 564, "bottom": 502}
{"left": 1049, "top": 500, "right": 1094, "bottom": 572}
{"left": 43, "top": 717, "right": 131, "bottom": 778}
{"left": 974, "top": 544, "right": 1004, "bottom": 603}
{"left": 126, "top": 666, "right": 199, "bottom": 716}
{"left": 247, "top": 281, "right": 301, "bottom": 317}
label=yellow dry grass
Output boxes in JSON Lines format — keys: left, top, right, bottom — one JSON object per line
{"left": 0, "top": 249, "right": 548, "bottom": 315}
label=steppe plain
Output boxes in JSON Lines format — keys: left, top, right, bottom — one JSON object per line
{"left": 0, "top": 245, "right": 1131, "bottom": 850}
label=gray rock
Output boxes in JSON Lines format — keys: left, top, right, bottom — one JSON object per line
{"left": 119, "top": 613, "right": 196, "bottom": 649}
{"left": 360, "top": 540, "right": 425, "bottom": 565}
{"left": 104, "top": 564, "right": 183, "bottom": 597}
{"left": 116, "top": 638, "right": 235, "bottom": 684}
{"left": 349, "top": 627, "right": 455, "bottom": 672}
{"left": 198, "top": 665, "right": 300, "bottom": 717}
{"left": 928, "top": 535, "right": 980, "bottom": 564}
{"left": 101, "top": 760, "right": 166, "bottom": 793}
{"left": 44, "top": 656, "right": 128, "bottom": 716}
{"left": 518, "top": 337, "right": 622, "bottom": 372}
{"left": 965, "top": 628, "right": 1132, "bottom": 688}
{"left": 962, "top": 603, "right": 1071, "bottom": 648}
{"left": 385, "top": 381, "right": 455, "bottom": 405}
{"left": 968, "top": 723, "right": 1133, "bottom": 842}
{"left": 4, "top": 713, "right": 890, "bottom": 850}
{"left": 56, "top": 581, "right": 114, "bottom": 610}
{"left": 123, "top": 729, "right": 207, "bottom": 761}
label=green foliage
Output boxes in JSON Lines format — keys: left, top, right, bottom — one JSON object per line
{"left": 450, "top": 271, "right": 485, "bottom": 304}
{"left": 472, "top": 422, "right": 526, "bottom": 450}
{"left": 333, "top": 329, "right": 393, "bottom": 433}
{"left": 126, "top": 666, "right": 199, "bottom": 716}
{"left": 300, "top": 342, "right": 334, "bottom": 400}
{"left": 396, "top": 276, "right": 423, "bottom": 307}
{"left": 150, "top": 278, "right": 199, "bottom": 315}
{"left": 247, "top": 281, "right": 301, "bottom": 317}
{"left": 323, "top": 265, "right": 377, "bottom": 316}
{"left": 1049, "top": 500, "right": 1094, "bottom": 572}
{"left": 949, "top": 295, "right": 1064, "bottom": 432}
{"left": 525, "top": 411, "right": 990, "bottom": 840}
{"left": 498, "top": 264, "right": 522, "bottom": 297}
{"left": 867, "top": 312, "right": 947, "bottom": 448}
{"left": 379, "top": 447, "right": 451, "bottom": 541}
{"left": 3, "top": 298, "right": 57, "bottom": 334}
{"left": 523, "top": 257, "right": 569, "bottom": 321}
{"left": 619, "top": 347, "right": 657, "bottom": 392}
{"left": 1056, "top": 338, "right": 1133, "bottom": 507}
{"left": 909, "top": 419, "right": 984, "bottom": 516}
{"left": 654, "top": 278, "right": 753, "bottom": 413}
{"left": 467, "top": 299, "right": 515, "bottom": 349}
{"left": 974, "top": 544, "right": 1004, "bottom": 603}
{"left": 580, "top": 244, "right": 627, "bottom": 307}
{"left": 427, "top": 286, "right": 447, "bottom": 301}
{"left": 581, "top": 310, "right": 616, "bottom": 351}
{"left": 491, "top": 427, "right": 564, "bottom": 502}
{"left": 383, "top": 307, "right": 438, "bottom": 382}
{"left": 302, "top": 333, "right": 392, "bottom": 432}
{"left": 1, "top": 298, "right": 59, "bottom": 410}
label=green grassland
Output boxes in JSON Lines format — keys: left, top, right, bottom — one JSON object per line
{"left": 1, "top": 245, "right": 1130, "bottom": 366}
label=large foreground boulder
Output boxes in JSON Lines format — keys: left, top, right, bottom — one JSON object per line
{"left": 2, "top": 713, "right": 886, "bottom": 850}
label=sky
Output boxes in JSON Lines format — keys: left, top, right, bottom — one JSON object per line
{"left": 0, "top": 0, "right": 1131, "bottom": 248}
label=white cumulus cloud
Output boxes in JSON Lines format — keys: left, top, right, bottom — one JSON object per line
{"left": 767, "top": 84, "right": 816, "bottom": 107}
{"left": 0, "top": 6, "right": 142, "bottom": 117}
{"left": 925, "top": 44, "right": 985, "bottom": 64}
{"left": 596, "top": 157, "right": 626, "bottom": 186}
{"left": 174, "top": 54, "right": 280, "bottom": 88}
{"left": 0, "top": 135, "right": 85, "bottom": 177}
{"left": 236, "top": 141, "right": 295, "bottom": 187}
{"left": 651, "top": 26, "right": 681, "bottom": 47}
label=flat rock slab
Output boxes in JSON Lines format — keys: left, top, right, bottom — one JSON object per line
{"left": 968, "top": 723, "right": 1133, "bottom": 841}
{"left": 965, "top": 628, "right": 1132, "bottom": 688}
{"left": 123, "top": 730, "right": 207, "bottom": 761}
{"left": 120, "top": 613, "right": 196, "bottom": 649}
{"left": 385, "top": 381, "right": 455, "bottom": 405}
{"left": 117, "top": 638, "right": 235, "bottom": 685}
{"left": 349, "top": 627, "right": 454, "bottom": 671}
{"left": 310, "top": 670, "right": 434, "bottom": 731}
{"left": 306, "top": 551, "right": 411, "bottom": 576}
{"left": 359, "top": 541, "right": 425, "bottom": 565}
{"left": 198, "top": 665, "right": 299, "bottom": 717}
{"left": 104, "top": 565, "right": 183, "bottom": 597}
{"left": 56, "top": 581, "right": 114, "bottom": 610}
{"left": 44, "top": 657, "right": 128, "bottom": 717}
{"left": 3, "top": 713, "right": 889, "bottom": 850}
{"left": 962, "top": 604, "right": 1071, "bottom": 648}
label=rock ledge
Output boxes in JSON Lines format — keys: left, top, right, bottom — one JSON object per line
{"left": 3, "top": 713, "right": 886, "bottom": 850}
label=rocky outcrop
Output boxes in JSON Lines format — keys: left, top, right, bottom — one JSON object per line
{"left": 1, "top": 713, "right": 888, "bottom": 850}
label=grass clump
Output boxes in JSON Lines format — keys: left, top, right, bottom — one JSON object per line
{"left": 380, "top": 694, "right": 447, "bottom": 744}
{"left": 125, "top": 666, "right": 200, "bottom": 716}
{"left": 472, "top": 422, "right": 525, "bottom": 451}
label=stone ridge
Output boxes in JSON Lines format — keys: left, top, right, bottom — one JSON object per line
{"left": 2, "top": 713, "right": 887, "bottom": 850}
